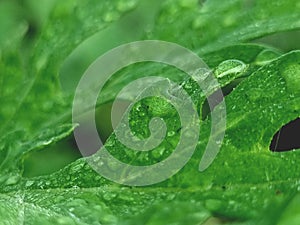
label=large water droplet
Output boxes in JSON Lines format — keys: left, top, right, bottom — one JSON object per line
{"left": 151, "top": 146, "right": 166, "bottom": 159}
{"left": 255, "top": 49, "right": 281, "bottom": 66}
{"left": 103, "top": 192, "right": 118, "bottom": 201}
{"left": 102, "top": 11, "right": 120, "bottom": 22}
{"left": 205, "top": 199, "right": 223, "bottom": 211}
{"left": 280, "top": 63, "right": 300, "bottom": 95}
{"left": 167, "top": 131, "right": 175, "bottom": 137}
{"left": 69, "top": 162, "right": 84, "bottom": 174}
{"left": 214, "top": 59, "right": 247, "bottom": 79}
{"left": 223, "top": 15, "right": 236, "bottom": 27}
{"left": 179, "top": 0, "right": 197, "bottom": 8}
{"left": 5, "top": 175, "right": 20, "bottom": 185}
{"left": 116, "top": 0, "right": 138, "bottom": 12}
{"left": 25, "top": 180, "right": 35, "bottom": 187}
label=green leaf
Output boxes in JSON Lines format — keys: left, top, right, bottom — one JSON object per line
{"left": 0, "top": 124, "right": 76, "bottom": 187}
{"left": 123, "top": 201, "right": 211, "bottom": 225}
{"left": 0, "top": 0, "right": 139, "bottom": 185}
{"left": 98, "top": 44, "right": 279, "bottom": 106}
{"left": 2, "top": 50, "right": 297, "bottom": 224}
{"left": 151, "top": 0, "right": 300, "bottom": 52}
{"left": 0, "top": 1, "right": 28, "bottom": 50}
{"left": 0, "top": 0, "right": 300, "bottom": 224}
{"left": 277, "top": 194, "right": 300, "bottom": 225}
{"left": 0, "top": 0, "right": 138, "bottom": 135}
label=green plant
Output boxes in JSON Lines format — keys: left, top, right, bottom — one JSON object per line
{"left": 0, "top": 0, "right": 299, "bottom": 224}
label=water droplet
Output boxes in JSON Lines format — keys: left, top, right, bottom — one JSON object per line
{"left": 151, "top": 146, "right": 166, "bottom": 159}
{"left": 139, "top": 111, "right": 146, "bottom": 116}
{"left": 183, "top": 82, "right": 192, "bottom": 89}
{"left": 191, "top": 68, "right": 211, "bottom": 83}
{"left": 280, "top": 63, "right": 300, "bottom": 95}
{"left": 179, "top": 0, "right": 197, "bottom": 8}
{"left": 69, "top": 163, "right": 84, "bottom": 173}
{"left": 117, "top": 0, "right": 138, "bottom": 12}
{"left": 223, "top": 16, "right": 236, "bottom": 27}
{"left": 103, "top": 192, "right": 117, "bottom": 201}
{"left": 255, "top": 49, "right": 281, "bottom": 66}
{"left": 135, "top": 105, "right": 141, "bottom": 112}
{"left": 102, "top": 11, "right": 119, "bottom": 22}
{"left": 94, "top": 175, "right": 102, "bottom": 182}
{"left": 289, "top": 94, "right": 295, "bottom": 98}
{"left": 57, "top": 217, "right": 76, "bottom": 224}
{"left": 25, "top": 180, "right": 34, "bottom": 187}
{"left": 5, "top": 175, "right": 20, "bottom": 185}
{"left": 119, "top": 193, "right": 134, "bottom": 201}
{"left": 36, "top": 54, "right": 48, "bottom": 71}
{"left": 214, "top": 59, "right": 247, "bottom": 79}
{"left": 192, "top": 16, "right": 205, "bottom": 29}
{"left": 167, "top": 131, "right": 175, "bottom": 137}
{"left": 205, "top": 199, "right": 222, "bottom": 211}
{"left": 166, "top": 193, "right": 176, "bottom": 200}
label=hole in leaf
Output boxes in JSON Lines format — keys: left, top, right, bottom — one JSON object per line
{"left": 270, "top": 118, "right": 300, "bottom": 152}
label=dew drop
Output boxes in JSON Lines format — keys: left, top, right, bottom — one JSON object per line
{"left": 102, "top": 11, "right": 119, "bottom": 22}
{"left": 183, "top": 82, "right": 192, "bottom": 89}
{"left": 214, "top": 59, "right": 247, "bottom": 79}
{"left": 138, "top": 111, "right": 146, "bottom": 116}
{"left": 205, "top": 199, "right": 222, "bottom": 211}
{"left": 56, "top": 217, "right": 74, "bottom": 224}
{"left": 36, "top": 54, "right": 48, "bottom": 71}
{"left": 166, "top": 193, "right": 176, "bottom": 200}
{"left": 178, "top": 0, "right": 197, "bottom": 8}
{"left": 5, "top": 175, "right": 20, "bottom": 185}
{"left": 255, "top": 49, "right": 281, "bottom": 66}
{"left": 103, "top": 192, "right": 117, "bottom": 201}
{"left": 167, "top": 131, "right": 175, "bottom": 137}
{"left": 192, "top": 16, "right": 205, "bottom": 29}
{"left": 69, "top": 163, "right": 84, "bottom": 173}
{"left": 116, "top": 0, "right": 138, "bottom": 12}
{"left": 25, "top": 180, "right": 34, "bottom": 187}
{"left": 223, "top": 16, "right": 236, "bottom": 27}
{"left": 280, "top": 63, "right": 300, "bottom": 95}
{"left": 151, "top": 146, "right": 166, "bottom": 159}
